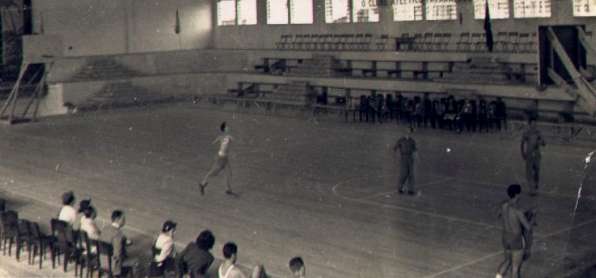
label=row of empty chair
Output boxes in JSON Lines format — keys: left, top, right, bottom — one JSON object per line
{"left": 0, "top": 205, "right": 131, "bottom": 277}
{"left": 275, "top": 31, "right": 593, "bottom": 53}
{"left": 276, "top": 33, "right": 390, "bottom": 51}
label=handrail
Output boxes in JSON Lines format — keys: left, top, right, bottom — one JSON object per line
{"left": 547, "top": 27, "right": 596, "bottom": 116}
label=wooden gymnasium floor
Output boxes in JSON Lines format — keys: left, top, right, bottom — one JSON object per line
{"left": 0, "top": 103, "right": 595, "bottom": 278}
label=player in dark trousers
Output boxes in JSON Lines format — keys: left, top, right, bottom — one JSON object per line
{"left": 521, "top": 119, "right": 545, "bottom": 196}
{"left": 394, "top": 127, "right": 417, "bottom": 195}
{"left": 496, "top": 184, "right": 532, "bottom": 278}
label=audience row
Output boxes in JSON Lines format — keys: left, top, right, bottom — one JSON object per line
{"left": 0, "top": 191, "right": 307, "bottom": 277}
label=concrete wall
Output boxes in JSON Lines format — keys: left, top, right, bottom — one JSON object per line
{"left": 214, "top": 0, "right": 596, "bottom": 49}
{"left": 32, "top": 0, "right": 213, "bottom": 56}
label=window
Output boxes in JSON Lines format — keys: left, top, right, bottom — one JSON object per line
{"left": 393, "top": 0, "right": 424, "bottom": 21}
{"left": 267, "top": 0, "right": 289, "bottom": 24}
{"left": 217, "top": 0, "right": 256, "bottom": 26}
{"left": 474, "top": 0, "right": 509, "bottom": 19}
{"left": 217, "top": 0, "right": 236, "bottom": 26}
{"left": 290, "top": 0, "right": 314, "bottom": 24}
{"left": 513, "top": 0, "right": 551, "bottom": 18}
{"left": 573, "top": 0, "right": 596, "bottom": 16}
{"left": 425, "top": 0, "right": 457, "bottom": 20}
{"left": 267, "top": 0, "right": 313, "bottom": 24}
{"left": 325, "top": 0, "right": 351, "bottom": 23}
{"left": 352, "top": 0, "right": 380, "bottom": 22}
{"left": 238, "top": 0, "right": 257, "bottom": 25}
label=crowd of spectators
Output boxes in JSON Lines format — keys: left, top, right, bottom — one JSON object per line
{"left": 58, "top": 191, "right": 308, "bottom": 277}
{"left": 316, "top": 91, "right": 508, "bottom": 132}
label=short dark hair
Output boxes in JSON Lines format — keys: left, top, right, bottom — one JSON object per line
{"left": 220, "top": 122, "right": 227, "bottom": 132}
{"left": 62, "top": 191, "right": 75, "bottom": 205}
{"left": 111, "top": 210, "right": 123, "bottom": 222}
{"left": 196, "top": 230, "right": 215, "bottom": 250}
{"left": 162, "top": 220, "right": 177, "bottom": 233}
{"left": 289, "top": 256, "right": 304, "bottom": 273}
{"left": 222, "top": 242, "right": 237, "bottom": 259}
{"left": 507, "top": 184, "right": 522, "bottom": 198}
{"left": 82, "top": 206, "right": 95, "bottom": 218}
{"left": 78, "top": 199, "right": 92, "bottom": 213}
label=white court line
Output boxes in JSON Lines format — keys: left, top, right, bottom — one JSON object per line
{"left": 332, "top": 177, "right": 499, "bottom": 229}
{"left": 421, "top": 211, "right": 596, "bottom": 278}
{"left": 359, "top": 177, "right": 454, "bottom": 201}
{"left": 1, "top": 180, "right": 284, "bottom": 278}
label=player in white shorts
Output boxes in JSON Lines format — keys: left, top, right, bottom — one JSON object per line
{"left": 199, "top": 122, "right": 233, "bottom": 195}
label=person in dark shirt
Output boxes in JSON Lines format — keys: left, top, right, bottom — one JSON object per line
{"left": 358, "top": 95, "right": 369, "bottom": 122}
{"left": 385, "top": 94, "right": 395, "bottom": 121}
{"left": 521, "top": 119, "right": 546, "bottom": 196}
{"left": 395, "top": 92, "right": 404, "bottom": 124}
{"left": 376, "top": 94, "right": 385, "bottom": 123}
{"left": 368, "top": 92, "right": 378, "bottom": 124}
{"left": 488, "top": 100, "right": 498, "bottom": 131}
{"left": 478, "top": 97, "right": 488, "bottom": 132}
{"left": 176, "top": 230, "right": 215, "bottom": 278}
{"left": 394, "top": 127, "right": 417, "bottom": 195}
{"left": 423, "top": 93, "right": 433, "bottom": 128}
{"left": 496, "top": 97, "right": 508, "bottom": 130}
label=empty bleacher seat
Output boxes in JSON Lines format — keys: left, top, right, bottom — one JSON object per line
{"left": 456, "top": 32, "right": 471, "bottom": 52}
{"left": 376, "top": 34, "right": 389, "bottom": 51}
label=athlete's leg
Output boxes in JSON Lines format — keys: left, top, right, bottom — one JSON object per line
{"left": 497, "top": 250, "right": 512, "bottom": 277}
{"left": 510, "top": 249, "right": 524, "bottom": 278}
{"left": 398, "top": 160, "right": 408, "bottom": 192}
{"left": 224, "top": 160, "right": 233, "bottom": 193}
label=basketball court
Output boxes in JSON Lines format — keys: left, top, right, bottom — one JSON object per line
{"left": 0, "top": 104, "right": 595, "bottom": 277}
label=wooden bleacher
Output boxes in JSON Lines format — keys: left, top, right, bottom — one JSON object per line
{"left": 276, "top": 31, "right": 541, "bottom": 54}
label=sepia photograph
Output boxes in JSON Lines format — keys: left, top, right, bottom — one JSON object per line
{"left": 0, "top": 0, "right": 594, "bottom": 277}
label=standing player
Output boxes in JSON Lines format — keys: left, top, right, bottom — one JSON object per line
{"left": 394, "top": 127, "right": 417, "bottom": 195}
{"left": 199, "top": 122, "right": 233, "bottom": 195}
{"left": 496, "top": 184, "right": 532, "bottom": 278}
{"left": 521, "top": 119, "right": 545, "bottom": 196}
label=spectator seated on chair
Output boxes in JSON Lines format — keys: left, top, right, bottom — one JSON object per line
{"left": 80, "top": 206, "right": 100, "bottom": 241}
{"left": 218, "top": 242, "right": 246, "bottom": 278}
{"left": 74, "top": 198, "right": 93, "bottom": 230}
{"left": 100, "top": 210, "right": 137, "bottom": 277}
{"left": 149, "top": 220, "right": 177, "bottom": 277}
{"left": 289, "top": 256, "right": 306, "bottom": 278}
{"left": 176, "top": 229, "right": 215, "bottom": 277}
{"left": 58, "top": 191, "right": 77, "bottom": 226}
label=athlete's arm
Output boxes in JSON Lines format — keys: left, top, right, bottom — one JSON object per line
{"left": 516, "top": 209, "right": 532, "bottom": 231}
{"left": 521, "top": 135, "right": 528, "bottom": 160}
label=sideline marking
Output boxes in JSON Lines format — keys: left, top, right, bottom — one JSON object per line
{"left": 332, "top": 176, "right": 498, "bottom": 229}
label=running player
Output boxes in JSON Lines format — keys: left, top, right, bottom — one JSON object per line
{"left": 496, "top": 184, "right": 532, "bottom": 278}
{"left": 199, "top": 122, "right": 233, "bottom": 195}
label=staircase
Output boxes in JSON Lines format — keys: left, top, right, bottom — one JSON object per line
{"left": 71, "top": 58, "right": 140, "bottom": 82}
{"left": 266, "top": 81, "right": 313, "bottom": 105}
{"left": 77, "top": 81, "right": 173, "bottom": 111}
{"left": 443, "top": 57, "right": 519, "bottom": 84}
{"left": 286, "top": 55, "right": 339, "bottom": 77}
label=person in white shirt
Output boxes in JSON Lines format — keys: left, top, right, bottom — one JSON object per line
{"left": 58, "top": 191, "right": 77, "bottom": 226}
{"left": 219, "top": 242, "right": 246, "bottom": 278}
{"left": 151, "top": 220, "right": 176, "bottom": 275}
{"left": 199, "top": 122, "right": 234, "bottom": 195}
{"left": 80, "top": 206, "right": 100, "bottom": 240}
